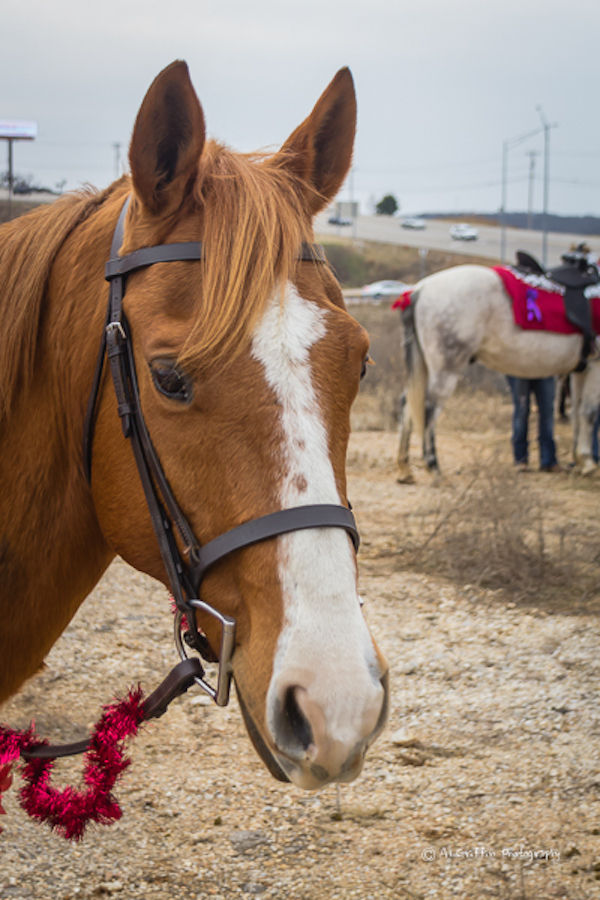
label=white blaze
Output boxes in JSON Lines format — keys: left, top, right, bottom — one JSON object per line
{"left": 251, "top": 282, "right": 379, "bottom": 748}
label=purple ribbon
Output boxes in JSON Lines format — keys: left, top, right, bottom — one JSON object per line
{"left": 526, "top": 288, "right": 542, "bottom": 323}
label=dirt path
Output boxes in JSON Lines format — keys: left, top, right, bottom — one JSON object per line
{"left": 1, "top": 398, "right": 599, "bottom": 899}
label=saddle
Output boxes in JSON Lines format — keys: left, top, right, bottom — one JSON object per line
{"left": 516, "top": 246, "right": 600, "bottom": 358}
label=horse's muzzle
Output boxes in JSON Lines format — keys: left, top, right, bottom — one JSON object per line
{"left": 266, "top": 668, "right": 389, "bottom": 790}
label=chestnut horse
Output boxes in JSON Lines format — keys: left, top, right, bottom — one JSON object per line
{"left": 0, "top": 62, "right": 388, "bottom": 791}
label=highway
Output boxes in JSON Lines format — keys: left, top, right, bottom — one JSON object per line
{"left": 315, "top": 211, "right": 600, "bottom": 268}
{"left": 3, "top": 189, "right": 598, "bottom": 268}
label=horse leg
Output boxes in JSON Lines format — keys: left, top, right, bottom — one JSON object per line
{"left": 556, "top": 374, "right": 570, "bottom": 422}
{"left": 397, "top": 302, "right": 428, "bottom": 483}
{"left": 423, "top": 396, "right": 439, "bottom": 472}
{"left": 570, "top": 371, "right": 584, "bottom": 466}
{"left": 397, "top": 393, "right": 415, "bottom": 483}
{"left": 577, "top": 405, "right": 597, "bottom": 476}
{"left": 398, "top": 291, "right": 470, "bottom": 478}
{"left": 422, "top": 371, "right": 461, "bottom": 475}
{"left": 574, "top": 365, "right": 600, "bottom": 475}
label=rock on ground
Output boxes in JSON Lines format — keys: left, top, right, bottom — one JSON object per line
{"left": 1, "top": 405, "right": 599, "bottom": 899}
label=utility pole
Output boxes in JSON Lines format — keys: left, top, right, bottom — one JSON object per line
{"left": 500, "top": 126, "right": 543, "bottom": 263}
{"left": 526, "top": 150, "right": 538, "bottom": 230}
{"left": 7, "top": 139, "right": 13, "bottom": 221}
{"left": 0, "top": 119, "right": 37, "bottom": 222}
{"left": 536, "top": 106, "right": 557, "bottom": 266}
{"left": 113, "top": 142, "right": 122, "bottom": 180}
{"left": 350, "top": 166, "right": 357, "bottom": 242}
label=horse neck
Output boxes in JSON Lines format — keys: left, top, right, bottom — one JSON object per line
{"left": 0, "top": 193, "right": 124, "bottom": 703}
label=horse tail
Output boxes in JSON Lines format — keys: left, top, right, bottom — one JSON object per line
{"left": 401, "top": 292, "right": 428, "bottom": 442}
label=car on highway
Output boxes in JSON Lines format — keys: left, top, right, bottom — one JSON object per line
{"left": 361, "top": 279, "right": 409, "bottom": 300}
{"left": 401, "top": 217, "right": 427, "bottom": 230}
{"left": 449, "top": 223, "right": 478, "bottom": 241}
{"left": 328, "top": 214, "right": 352, "bottom": 226}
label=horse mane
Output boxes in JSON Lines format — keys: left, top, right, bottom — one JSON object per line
{"left": 181, "top": 141, "right": 310, "bottom": 371}
{"left": 0, "top": 183, "right": 124, "bottom": 420}
{"left": 0, "top": 143, "right": 316, "bottom": 419}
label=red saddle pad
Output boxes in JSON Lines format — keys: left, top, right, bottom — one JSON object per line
{"left": 391, "top": 270, "right": 600, "bottom": 335}
{"left": 494, "top": 266, "right": 600, "bottom": 334}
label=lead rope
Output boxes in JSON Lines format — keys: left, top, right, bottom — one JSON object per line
{"left": 0, "top": 688, "right": 146, "bottom": 841}
{"left": 0, "top": 658, "right": 204, "bottom": 840}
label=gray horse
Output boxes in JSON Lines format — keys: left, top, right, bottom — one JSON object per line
{"left": 397, "top": 264, "right": 600, "bottom": 481}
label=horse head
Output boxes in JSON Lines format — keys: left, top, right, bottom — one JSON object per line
{"left": 90, "top": 62, "right": 388, "bottom": 789}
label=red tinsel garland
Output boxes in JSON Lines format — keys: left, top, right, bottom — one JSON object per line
{"left": 0, "top": 686, "right": 146, "bottom": 841}
{"left": 0, "top": 763, "right": 12, "bottom": 832}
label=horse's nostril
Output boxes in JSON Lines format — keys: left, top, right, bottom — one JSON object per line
{"left": 279, "top": 686, "right": 314, "bottom": 755}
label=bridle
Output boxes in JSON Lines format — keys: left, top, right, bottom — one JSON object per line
{"left": 83, "top": 195, "right": 359, "bottom": 707}
{"left": 22, "top": 195, "right": 359, "bottom": 764}
{"left": 3, "top": 194, "right": 361, "bottom": 813}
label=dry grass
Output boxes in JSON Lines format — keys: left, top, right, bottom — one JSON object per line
{"left": 351, "top": 376, "right": 600, "bottom": 612}
{"left": 359, "top": 448, "right": 600, "bottom": 611}
{"left": 348, "top": 301, "right": 404, "bottom": 430}
{"left": 408, "top": 462, "right": 598, "bottom": 602}
{"left": 320, "top": 236, "right": 494, "bottom": 287}
{"left": 346, "top": 295, "right": 600, "bottom": 612}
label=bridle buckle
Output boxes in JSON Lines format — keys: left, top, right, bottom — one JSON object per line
{"left": 174, "top": 599, "right": 236, "bottom": 707}
{"left": 105, "top": 321, "right": 127, "bottom": 341}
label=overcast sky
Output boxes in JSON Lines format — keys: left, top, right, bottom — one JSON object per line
{"left": 2, "top": 0, "right": 599, "bottom": 216}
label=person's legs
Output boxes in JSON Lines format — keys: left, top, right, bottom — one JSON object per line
{"left": 507, "top": 376, "right": 530, "bottom": 465}
{"left": 534, "top": 376, "right": 558, "bottom": 469}
{"left": 592, "top": 407, "right": 600, "bottom": 463}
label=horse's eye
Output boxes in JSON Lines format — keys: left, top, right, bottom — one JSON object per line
{"left": 360, "top": 355, "right": 371, "bottom": 380}
{"left": 150, "top": 359, "right": 192, "bottom": 403}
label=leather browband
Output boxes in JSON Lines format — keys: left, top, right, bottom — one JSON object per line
{"left": 104, "top": 242, "right": 204, "bottom": 279}
{"left": 299, "top": 242, "right": 327, "bottom": 263}
{"left": 102, "top": 192, "right": 325, "bottom": 282}
{"left": 103, "top": 239, "right": 325, "bottom": 281}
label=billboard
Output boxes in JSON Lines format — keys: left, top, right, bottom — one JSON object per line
{"left": 0, "top": 120, "right": 37, "bottom": 140}
{"left": 336, "top": 201, "right": 359, "bottom": 218}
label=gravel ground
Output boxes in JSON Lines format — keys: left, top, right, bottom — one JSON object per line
{"left": 1, "top": 412, "right": 599, "bottom": 900}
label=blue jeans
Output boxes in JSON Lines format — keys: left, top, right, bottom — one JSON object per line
{"left": 593, "top": 408, "right": 600, "bottom": 462}
{"left": 507, "top": 376, "right": 557, "bottom": 468}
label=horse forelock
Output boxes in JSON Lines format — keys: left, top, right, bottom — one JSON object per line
{"left": 174, "top": 141, "right": 315, "bottom": 371}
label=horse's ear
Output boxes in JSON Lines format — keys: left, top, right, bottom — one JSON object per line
{"left": 276, "top": 68, "right": 356, "bottom": 215}
{"left": 129, "top": 61, "right": 205, "bottom": 215}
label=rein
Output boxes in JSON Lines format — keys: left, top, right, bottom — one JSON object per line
{"left": 0, "top": 195, "right": 360, "bottom": 838}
